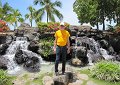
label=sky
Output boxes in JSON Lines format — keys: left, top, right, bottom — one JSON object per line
{"left": 1, "top": 0, "right": 80, "bottom": 30}
{"left": 1, "top": 0, "right": 116, "bottom": 30}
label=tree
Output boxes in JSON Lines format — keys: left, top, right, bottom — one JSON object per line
{"left": 73, "top": 0, "right": 120, "bottom": 30}
{"left": 6, "top": 9, "right": 24, "bottom": 29}
{"left": 73, "top": 0, "right": 99, "bottom": 29}
{"left": 0, "top": 2, "right": 13, "bottom": 20}
{"left": 33, "top": 0, "right": 63, "bottom": 22}
{"left": 25, "top": 6, "right": 36, "bottom": 27}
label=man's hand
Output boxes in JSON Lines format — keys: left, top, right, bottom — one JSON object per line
{"left": 53, "top": 46, "right": 56, "bottom": 54}
{"left": 67, "top": 47, "right": 70, "bottom": 54}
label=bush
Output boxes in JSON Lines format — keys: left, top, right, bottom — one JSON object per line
{"left": 0, "top": 20, "right": 10, "bottom": 32}
{"left": 37, "top": 22, "right": 70, "bottom": 33}
{"left": 91, "top": 60, "right": 120, "bottom": 82}
{"left": 39, "top": 37, "right": 54, "bottom": 57}
{"left": 0, "top": 70, "right": 13, "bottom": 85}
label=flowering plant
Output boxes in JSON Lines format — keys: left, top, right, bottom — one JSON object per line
{"left": 47, "top": 22, "right": 70, "bottom": 31}
{"left": 0, "top": 20, "right": 10, "bottom": 32}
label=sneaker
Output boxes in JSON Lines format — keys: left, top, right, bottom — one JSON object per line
{"left": 55, "top": 72, "right": 59, "bottom": 76}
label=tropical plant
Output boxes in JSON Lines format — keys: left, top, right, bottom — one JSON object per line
{"left": 0, "top": 2, "right": 13, "bottom": 20}
{"left": 73, "top": 0, "right": 120, "bottom": 30}
{"left": 25, "top": 6, "right": 36, "bottom": 27}
{"left": 6, "top": 9, "right": 24, "bottom": 29}
{"left": 91, "top": 60, "right": 120, "bottom": 82}
{"left": 33, "top": 0, "right": 63, "bottom": 22}
{"left": 0, "top": 20, "right": 10, "bottom": 31}
{"left": 39, "top": 37, "right": 54, "bottom": 57}
{"left": 37, "top": 22, "right": 48, "bottom": 33}
{"left": 37, "top": 22, "right": 70, "bottom": 32}
{"left": 0, "top": 70, "right": 13, "bottom": 85}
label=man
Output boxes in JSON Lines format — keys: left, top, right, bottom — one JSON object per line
{"left": 53, "top": 22, "right": 70, "bottom": 76}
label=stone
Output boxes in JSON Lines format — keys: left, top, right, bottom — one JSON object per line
{"left": 71, "top": 58, "right": 81, "bottom": 66}
{"left": 68, "top": 80, "right": 83, "bottom": 85}
{"left": 42, "top": 76, "right": 53, "bottom": 85}
{"left": 0, "top": 56, "right": 8, "bottom": 70}
{"left": 0, "top": 43, "right": 9, "bottom": 55}
{"left": 28, "top": 40, "right": 39, "bottom": 54}
{"left": 77, "top": 74, "right": 89, "bottom": 81}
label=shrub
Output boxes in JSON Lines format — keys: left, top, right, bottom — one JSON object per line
{"left": 37, "top": 22, "right": 70, "bottom": 33}
{"left": 39, "top": 37, "right": 54, "bottom": 57}
{"left": 0, "top": 20, "right": 10, "bottom": 32}
{"left": 37, "top": 22, "right": 48, "bottom": 33}
{"left": 0, "top": 70, "right": 13, "bottom": 85}
{"left": 91, "top": 60, "right": 120, "bottom": 82}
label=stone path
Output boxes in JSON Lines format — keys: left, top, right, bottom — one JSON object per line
{"left": 13, "top": 63, "right": 97, "bottom": 85}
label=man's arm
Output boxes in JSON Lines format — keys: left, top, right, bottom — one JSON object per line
{"left": 67, "top": 37, "right": 70, "bottom": 54}
{"left": 53, "top": 37, "right": 57, "bottom": 53}
{"left": 54, "top": 37, "right": 57, "bottom": 48}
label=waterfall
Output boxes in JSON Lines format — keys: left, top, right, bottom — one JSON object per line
{"left": 3, "top": 37, "right": 29, "bottom": 74}
{"left": 76, "top": 37, "right": 115, "bottom": 65}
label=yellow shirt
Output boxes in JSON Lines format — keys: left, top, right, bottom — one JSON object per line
{"left": 54, "top": 30, "right": 70, "bottom": 46}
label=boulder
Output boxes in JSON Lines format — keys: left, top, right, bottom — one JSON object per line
{"left": 28, "top": 40, "right": 39, "bottom": 54}
{"left": 0, "top": 56, "right": 8, "bottom": 70}
{"left": 0, "top": 43, "right": 9, "bottom": 55}
{"left": 14, "top": 50, "right": 40, "bottom": 72}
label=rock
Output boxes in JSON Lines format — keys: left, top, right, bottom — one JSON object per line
{"left": 28, "top": 40, "right": 39, "bottom": 54}
{"left": 71, "top": 58, "right": 81, "bottom": 66}
{"left": 23, "top": 56, "right": 40, "bottom": 72}
{"left": 53, "top": 75, "right": 68, "bottom": 85}
{"left": 0, "top": 56, "right": 8, "bottom": 70}
{"left": 19, "top": 23, "right": 31, "bottom": 28}
{"left": 68, "top": 80, "right": 83, "bottom": 85}
{"left": 0, "top": 43, "right": 9, "bottom": 55}
{"left": 77, "top": 74, "right": 89, "bottom": 81}
{"left": 14, "top": 50, "right": 41, "bottom": 72}
{"left": 14, "top": 50, "right": 28, "bottom": 64}
{"left": 43, "top": 76, "right": 53, "bottom": 85}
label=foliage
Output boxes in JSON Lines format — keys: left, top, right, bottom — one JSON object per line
{"left": 114, "top": 26, "right": 120, "bottom": 33}
{"left": 91, "top": 60, "right": 120, "bottom": 82}
{"left": 39, "top": 37, "right": 54, "bottom": 57}
{"left": 0, "top": 70, "right": 13, "bottom": 85}
{"left": 37, "top": 22, "right": 70, "bottom": 33}
{"left": 47, "top": 22, "right": 60, "bottom": 31}
{"left": 37, "top": 22, "right": 48, "bottom": 33}
{"left": 73, "top": 0, "right": 120, "bottom": 30}
{"left": 0, "top": 20, "right": 10, "bottom": 31}
{"left": 107, "top": 25, "right": 115, "bottom": 32}
{"left": 25, "top": 6, "right": 36, "bottom": 27}
{"left": 33, "top": 0, "right": 63, "bottom": 22}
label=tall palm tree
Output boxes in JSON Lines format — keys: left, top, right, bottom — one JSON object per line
{"left": 7, "top": 9, "right": 24, "bottom": 29}
{"left": 0, "top": 2, "right": 13, "bottom": 20}
{"left": 33, "top": 0, "right": 63, "bottom": 22}
{"left": 25, "top": 6, "right": 36, "bottom": 27}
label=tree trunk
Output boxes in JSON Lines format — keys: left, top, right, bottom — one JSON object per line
{"left": 102, "top": 13, "right": 105, "bottom": 30}
{"left": 47, "top": 12, "right": 48, "bottom": 22}
{"left": 96, "top": 22, "right": 99, "bottom": 30}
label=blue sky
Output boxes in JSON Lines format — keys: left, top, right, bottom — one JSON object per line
{"left": 1, "top": 0, "right": 79, "bottom": 30}
{"left": 1, "top": 0, "right": 116, "bottom": 30}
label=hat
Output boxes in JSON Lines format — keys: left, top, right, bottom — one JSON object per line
{"left": 60, "top": 22, "right": 65, "bottom": 26}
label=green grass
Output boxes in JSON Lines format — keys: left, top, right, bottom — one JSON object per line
{"left": 78, "top": 69, "right": 120, "bottom": 85}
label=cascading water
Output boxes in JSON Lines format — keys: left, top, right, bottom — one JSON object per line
{"left": 3, "top": 37, "right": 30, "bottom": 74}
{"left": 75, "top": 37, "right": 115, "bottom": 65}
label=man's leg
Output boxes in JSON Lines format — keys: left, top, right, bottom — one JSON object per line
{"left": 61, "top": 46, "right": 67, "bottom": 74}
{"left": 55, "top": 46, "right": 61, "bottom": 73}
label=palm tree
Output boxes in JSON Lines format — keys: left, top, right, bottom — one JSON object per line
{"left": 33, "top": 0, "right": 63, "bottom": 22}
{"left": 0, "top": 2, "right": 13, "bottom": 20}
{"left": 6, "top": 9, "right": 24, "bottom": 29}
{"left": 25, "top": 6, "right": 36, "bottom": 27}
